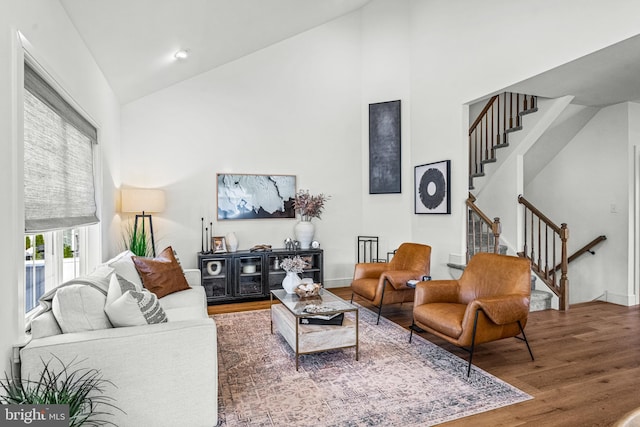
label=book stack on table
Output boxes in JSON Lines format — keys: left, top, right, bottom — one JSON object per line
{"left": 300, "top": 313, "right": 344, "bottom": 325}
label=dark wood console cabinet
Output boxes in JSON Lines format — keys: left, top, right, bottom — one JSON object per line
{"left": 198, "top": 249, "right": 323, "bottom": 305}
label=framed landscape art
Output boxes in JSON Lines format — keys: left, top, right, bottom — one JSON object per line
{"left": 415, "top": 160, "right": 451, "bottom": 214}
{"left": 217, "top": 174, "right": 296, "bottom": 220}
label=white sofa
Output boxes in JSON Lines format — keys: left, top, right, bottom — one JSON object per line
{"left": 19, "top": 251, "right": 218, "bottom": 427}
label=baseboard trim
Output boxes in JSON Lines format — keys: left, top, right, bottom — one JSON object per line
{"left": 324, "top": 278, "right": 351, "bottom": 289}
{"left": 605, "top": 291, "right": 637, "bottom": 306}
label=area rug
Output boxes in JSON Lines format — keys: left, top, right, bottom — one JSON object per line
{"left": 213, "top": 306, "right": 531, "bottom": 426}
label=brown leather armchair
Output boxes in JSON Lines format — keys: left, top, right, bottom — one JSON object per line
{"left": 410, "top": 252, "right": 533, "bottom": 376}
{"left": 351, "top": 242, "right": 431, "bottom": 324}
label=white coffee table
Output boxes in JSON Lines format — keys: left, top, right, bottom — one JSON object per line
{"left": 270, "top": 288, "right": 359, "bottom": 370}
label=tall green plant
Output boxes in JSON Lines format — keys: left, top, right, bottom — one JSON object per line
{"left": 0, "top": 356, "right": 122, "bottom": 427}
{"left": 122, "top": 220, "right": 152, "bottom": 257}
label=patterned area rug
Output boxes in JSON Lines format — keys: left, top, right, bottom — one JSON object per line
{"left": 213, "top": 306, "right": 531, "bottom": 426}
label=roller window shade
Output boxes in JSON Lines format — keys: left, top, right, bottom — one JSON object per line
{"left": 23, "top": 63, "right": 99, "bottom": 232}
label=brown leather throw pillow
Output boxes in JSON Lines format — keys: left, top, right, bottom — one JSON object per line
{"left": 132, "top": 246, "right": 190, "bottom": 298}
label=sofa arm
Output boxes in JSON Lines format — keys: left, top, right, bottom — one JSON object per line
{"left": 20, "top": 319, "right": 218, "bottom": 427}
{"left": 184, "top": 268, "right": 202, "bottom": 287}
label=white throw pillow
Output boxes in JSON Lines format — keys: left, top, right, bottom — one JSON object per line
{"left": 102, "top": 250, "right": 143, "bottom": 288}
{"left": 52, "top": 284, "right": 112, "bottom": 333}
{"left": 105, "top": 274, "right": 168, "bottom": 327}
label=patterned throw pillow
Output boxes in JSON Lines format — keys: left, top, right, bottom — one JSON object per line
{"left": 105, "top": 274, "right": 168, "bottom": 327}
{"left": 105, "top": 273, "right": 141, "bottom": 307}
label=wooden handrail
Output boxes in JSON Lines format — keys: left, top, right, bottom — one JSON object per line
{"left": 518, "top": 195, "right": 563, "bottom": 234}
{"left": 554, "top": 235, "right": 607, "bottom": 271}
{"left": 518, "top": 195, "right": 569, "bottom": 310}
{"left": 469, "top": 95, "right": 499, "bottom": 134}
{"left": 466, "top": 197, "right": 494, "bottom": 227}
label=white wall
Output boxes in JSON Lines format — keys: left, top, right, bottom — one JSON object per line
{"left": 525, "top": 103, "right": 631, "bottom": 304}
{"left": 121, "top": 13, "right": 363, "bottom": 285}
{"left": 359, "top": 0, "right": 413, "bottom": 255}
{"left": 407, "top": 0, "right": 640, "bottom": 279}
{"left": 0, "top": 1, "right": 120, "bottom": 373}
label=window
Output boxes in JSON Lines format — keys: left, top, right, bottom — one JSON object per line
{"left": 24, "top": 228, "right": 87, "bottom": 313}
{"left": 23, "top": 61, "right": 99, "bottom": 314}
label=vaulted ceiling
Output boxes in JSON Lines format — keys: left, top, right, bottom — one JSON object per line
{"left": 60, "top": 1, "right": 640, "bottom": 108}
{"left": 60, "top": 0, "right": 371, "bottom": 104}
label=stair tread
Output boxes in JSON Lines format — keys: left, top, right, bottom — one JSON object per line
{"left": 481, "top": 158, "right": 496, "bottom": 164}
{"left": 505, "top": 126, "right": 523, "bottom": 134}
{"left": 520, "top": 107, "right": 538, "bottom": 116}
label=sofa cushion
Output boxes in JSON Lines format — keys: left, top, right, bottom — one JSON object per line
{"left": 132, "top": 246, "right": 190, "bottom": 298}
{"left": 105, "top": 274, "right": 168, "bottom": 327}
{"left": 52, "top": 284, "right": 112, "bottom": 333}
{"left": 160, "top": 286, "right": 208, "bottom": 321}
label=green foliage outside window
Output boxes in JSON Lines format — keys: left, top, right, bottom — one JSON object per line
{"left": 25, "top": 234, "right": 45, "bottom": 260}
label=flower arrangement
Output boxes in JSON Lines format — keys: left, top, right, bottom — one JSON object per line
{"left": 293, "top": 189, "right": 329, "bottom": 221}
{"left": 280, "top": 255, "right": 307, "bottom": 274}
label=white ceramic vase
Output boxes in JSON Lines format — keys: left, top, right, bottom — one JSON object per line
{"left": 282, "top": 271, "right": 302, "bottom": 294}
{"left": 294, "top": 220, "right": 315, "bottom": 250}
{"left": 226, "top": 232, "right": 239, "bottom": 252}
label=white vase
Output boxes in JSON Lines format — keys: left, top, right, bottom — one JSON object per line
{"left": 282, "top": 271, "right": 302, "bottom": 294}
{"left": 294, "top": 220, "right": 315, "bottom": 250}
{"left": 226, "top": 232, "right": 239, "bottom": 252}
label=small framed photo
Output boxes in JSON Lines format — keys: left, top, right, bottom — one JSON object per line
{"left": 415, "top": 160, "right": 451, "bottom": 214}
{"left": 212, "top": 236, "right": 227, "bottom": 253}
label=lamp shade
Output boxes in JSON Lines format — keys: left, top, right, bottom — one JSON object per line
{"left": 121, "top": 189, "right": 165, "bottom": 213}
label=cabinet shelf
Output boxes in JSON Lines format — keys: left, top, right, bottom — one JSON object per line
{"left": 198, "top": 248, "right": 323, "bottom": 305}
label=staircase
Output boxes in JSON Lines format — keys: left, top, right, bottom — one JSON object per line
{"left": 466, "top": 92, "right": 609, "bottom": 311}
{"left": 469, "top": 92, "right": 538, "bottom": 190}
{"left": 467, "top": 92, "right": 552, "bottom": 311}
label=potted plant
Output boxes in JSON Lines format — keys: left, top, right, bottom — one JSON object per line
{"left": 293, "top": 190, "right": 329, "bottom": 249}
{"left": 122, "top": 220, "right": 152, "bottom": 257}
{"left": 0, "top": 356, "right": 122, "bottom": 427}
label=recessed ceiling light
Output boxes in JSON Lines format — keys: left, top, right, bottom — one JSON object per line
{"left": 174, "top": 49, "right": 190, "bottom": 60}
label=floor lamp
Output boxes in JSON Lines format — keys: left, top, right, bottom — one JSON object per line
{"left": 121, "top": 188, "right": 166, "bottom": 257}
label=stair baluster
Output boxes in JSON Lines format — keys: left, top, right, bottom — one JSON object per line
{"left": 466, "top": 193, "right": 502, "bottom": 262}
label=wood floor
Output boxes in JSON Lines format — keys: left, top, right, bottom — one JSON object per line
{"left": 208, "top": 287, "right": 640, "bottom": 426}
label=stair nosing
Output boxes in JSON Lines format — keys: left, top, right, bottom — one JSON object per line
{"left": 519, "top": 107, "right": 538, "bottom": 116}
